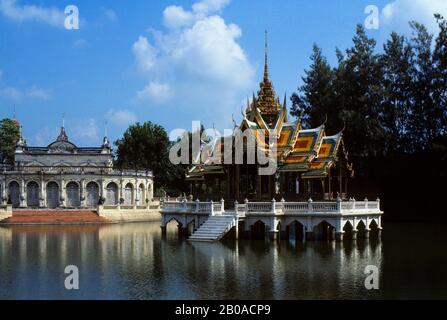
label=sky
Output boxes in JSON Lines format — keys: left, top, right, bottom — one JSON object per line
{"left": 0, "top": 0, "right": 446, "bottom": 147}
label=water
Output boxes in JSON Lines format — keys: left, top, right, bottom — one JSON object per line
{"left": 0, "top": 222, "right": 445, "bottom": 300}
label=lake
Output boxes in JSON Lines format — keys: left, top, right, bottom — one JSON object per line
{"left": 0, "top": 222, "right": 445, "bottom": 299}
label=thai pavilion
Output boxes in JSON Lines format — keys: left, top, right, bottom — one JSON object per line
{"left": 0, "top": 123, "right": 153, "bottom": 210}
{"left": 186, "top": 45, "right": 354, "bottom": 202}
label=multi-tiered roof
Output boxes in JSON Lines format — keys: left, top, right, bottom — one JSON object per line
{"left": 187, "top": 36, "right": 353, "bottom": 180}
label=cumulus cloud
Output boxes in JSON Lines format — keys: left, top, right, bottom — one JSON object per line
{"left": 106, "top": 109, "right": 137, "bottom": 127}
{"left": 0, "top": 83, "right": 51, "bottom": 101}
{"left": 381, "top": 0, "right": 447, "bottom": 33}
{"left": 102, "top": 8, "right": 118, "bottom": 22}
{"left": 0, "top": 0, "right": 65, "bottom": 27}
{"left": 131, "top": 0, "right": 254, "bottom": 127}
{"left": 136, "top": 81, "right": 172, "bottom": 103}
{"left": 26, "top": 86, "right": 51, "bottom": 100}
{"left": 73, "top": 118, "right": 98, "bottom": 141}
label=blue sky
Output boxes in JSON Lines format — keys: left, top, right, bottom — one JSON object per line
{"left": 0, "top": 0, "right": 445, "bottom": 147}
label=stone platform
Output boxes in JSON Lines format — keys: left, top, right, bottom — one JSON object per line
{"left": 0, "top": 209, "right": 112, "bottom": 225}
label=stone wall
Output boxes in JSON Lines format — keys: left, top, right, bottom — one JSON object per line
{"left": 97, "top": 204, "right": 161, "bottom": 222}
{"left": 0, "top": 204, "right": 12, "bottom": 221}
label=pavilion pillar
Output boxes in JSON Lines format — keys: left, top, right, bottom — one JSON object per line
{"left": 235, "top": 165, "right": 240, "bottom": 200}
{"left": 328, "top": 170, "right": 332, "bottom": 200}
{"left": 39, "top": 175, "right": 45, "bottom": 208}
{"left": 256, "top": 168, "right": 261, "bottom": 200}
{"left": 335, "top": 232, "right": 344, "bottom": 242}
{"left": 321, "top": 178, "right": 325, "bottom": 200}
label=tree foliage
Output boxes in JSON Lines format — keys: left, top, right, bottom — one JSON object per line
{"left": 0, "top": 118, "right": 20, "bottom": 164}
{"left": 291, "top": 16, "right": 447, "bottom": 158}
{"left": 114, "top": 121, "right": 186, "bottom": 193}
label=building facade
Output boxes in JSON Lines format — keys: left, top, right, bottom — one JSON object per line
{"left": 0, "top": 125, "right": 153, "bottom": 210}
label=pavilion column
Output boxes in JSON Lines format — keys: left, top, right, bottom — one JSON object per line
{"left": 225, "top": 168, "right": 230, "bottom": 200}
{"left": 39, "top": 176, "right": 45, "bottom": 207}
{"left": 328, "top": 171, "right": 332, "bottom": 200}
{"left": 20, "top": 177, "right": 26, "bottom": 207}
{"left": 321, "top": 178, "right": 325, "bottom": 200}
{"left": 256, "top": 167, "right": 261, "bottom": 200}
{"left": 60, "top": 178, "right": 66, "bottom": 207}
{"left": 80, "top": 178, "right": 86, "bottom": 207}
{"left": 235, "top": 165, "right": 240, "bottom": 200}
{"left": 0, "top": 179, "right": 5, "bottom": 205}
{"left": 339, "top": 166, "right": 343, "bottom": 198}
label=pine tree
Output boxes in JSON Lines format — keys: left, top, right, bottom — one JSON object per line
{"left": 290, "top": 44, "right": 339, "bottom": 131}
{"left": 433, "top": 14, "right": 447, "bottom": 138}
{"left": 380, "top": 32, "right": 413, "bottom": 154}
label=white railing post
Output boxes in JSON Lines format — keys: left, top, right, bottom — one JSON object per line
{"left": 352, "top": 198, "right": 356, "bottom": 210}
{"left": 337, "top": 196, "right": 342, "bottom": 213}
{"left": 221, "top": 198, "right": 225, "bottom": 214}
{"left": 210, "top": 200, "right": 214, "bottom": 216}
{"left": 377, "top": 197, "right": 380, "bottom": 210}
{"left": 271, "top": 198, "right": 276, "bottom": 214}
{"left": 281, "top": 198, "right": 285, "bottom": 214}
{"left": 234, "top": 200, "right": 238, "bottom": 216}
{"left": 364, "top": 197, "right": 368, "bottom": 210}
{"left": 195, "top": 198, "right": 199, "bottom": 213}
{"left": 308, "top": 198, "right": 313, "bottom": 213}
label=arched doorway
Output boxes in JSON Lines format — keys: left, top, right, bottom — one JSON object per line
{"left": 86, "top": 182, "right": 99, "bottom": 208}
{"left": 137, "top": 184, "right": 144, "bottom": 206}
{"left": 287, "top": 220, "right": 305, "bottom": 242}
{"left": 251, "top": 220, "right": 268, "bottom": 240}
{"left": 9, "top": 181, "right": 20, "bottom": 208}
{"left": 66, "top": 182, "right": 80, "bottom": 207}
{"left": 46, "top": 181, "right": 59, "bottom": 208}
{"left": 26, "top": 181, "right": 39, "bottom": 207}
{"left": 105, "top": 182, "right": 118, "bottom": 205}
{"left": 314, "top": 221, "right": 335, "bottom": 241}
{"left": 124, "top": 183, "right": 133, "bottom": 205}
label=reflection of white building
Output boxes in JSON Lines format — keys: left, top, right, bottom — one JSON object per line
{"left": 0, "top": 124, "right": 153, "bottom": 210}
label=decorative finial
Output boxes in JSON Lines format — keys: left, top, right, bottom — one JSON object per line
{"left": 264, "top": 29, "right": 269, "bottom": 81}
{"left": 105, "top": 120, "right": 108, "bottom": 138}
{"left": 62, "top": 112, "right": 65, "bottom": 128}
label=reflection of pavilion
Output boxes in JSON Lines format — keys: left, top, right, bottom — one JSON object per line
{"left": 0, "top": 123, "right": 153, "bottom": 214}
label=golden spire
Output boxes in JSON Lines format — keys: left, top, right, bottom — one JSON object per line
{"left": 264, "top": 30, "right": 269, "bottom": 81}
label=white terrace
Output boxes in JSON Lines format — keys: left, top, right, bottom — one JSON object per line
{"left": 160, "top": 198, "right": 383, "bottom": 242}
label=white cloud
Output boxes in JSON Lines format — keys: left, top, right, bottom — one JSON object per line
{"left": 102, "top": 8, "right": 118, "bottom": 22}
{"left": 381, "top": 0, "right": 447, "bottom": 33}
{"left": 106, "top": 109, "right": 137, "bottom": 126}
{"left": 0, "top": 70, "right": 51, "bottom": 101}
{"left": 132, "top": 36, "right": 158, "bottom": 72}
{"left": 131, "top": 0, "right": 254, "bottom": 125}
{"left": 26, "top": 86, "right": 51, "bottom": 100}
{"left": 0, "top": 0, "right": 65, "bottom": 27}
{"left": 73, "top": 118, "right": 98, "bottom": 141}
{"left": 73, "top": 39, "right": 88, "bottom": 48}
{"left": 136, "top": 81, "right": 172, "bottom": 103}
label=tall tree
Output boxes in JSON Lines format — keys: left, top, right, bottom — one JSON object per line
{"left": 380, "top": 32, "right": 414, "bottom": 154}
{"left": 114, "top": 121, "right": 186, "bottom": 192}
{"left": 433, "top": 14, "right": 447, "bottom": 138}
{"left": 290, "top": 44, "right": 339, "bottom": 131}
{"left": 407, "top": 21, "right": 437, "bottom": 150}
{"left": 0, "top": 118, "right": 20, "bottom": 164}
{"left": 333, "top": 25, "right": 384, "bottom": 158}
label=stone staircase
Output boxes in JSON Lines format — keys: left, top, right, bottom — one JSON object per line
{"left": 188, "top": 215, "right": 236, "bottom": 242}
{"left": 1, "top": 209, "right": 111, "bottom": 224}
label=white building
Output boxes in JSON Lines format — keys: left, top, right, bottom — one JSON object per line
{"left": 0, "top": 125, "right": 154, "bottom": 210}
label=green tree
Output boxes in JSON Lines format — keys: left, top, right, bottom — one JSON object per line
{"left": 380, "top": 32, "right": 414, "bottom": 154}
{"left": 333, "top": 25, "right": 385, "bottom": 158}
{"left": 114, "top": 121, "right": 186, "bottom": 192}
{"left": 433, "top": 14, "right": 447, "bottom": 138}
{"left": 0, "top": 118, "right": 20, "bottom": 164}
{"left": 290, "top": 44, "right": 339, "bottom": 131}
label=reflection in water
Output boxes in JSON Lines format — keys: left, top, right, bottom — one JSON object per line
{"left": 0, "top": 223, "right": 445, "bottom": 299}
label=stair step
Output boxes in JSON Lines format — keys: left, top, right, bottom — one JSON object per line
{"left": 189, "top": 216, "right": 235, "bottom": 242}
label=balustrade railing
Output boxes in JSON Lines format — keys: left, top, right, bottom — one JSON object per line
{"left": 161, "top": 198, "right": 381, "bottom": 215}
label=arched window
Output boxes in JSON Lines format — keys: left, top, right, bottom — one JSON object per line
{"left": 86, "top": 182, "right": 99, "bottom": 208}
{"left": 105, "top": 182, "right": 118, "bottom": 205}
{"left": 46, "top": 182, "right": 59, "bottom": 208}
{"left": 26, "top": 181, "right": 40, "bottom": 207}
{"left": 124, "top": 183, "right": 134, "bottom": 205}
{"left": 66, "top": 182, "right": 80, "bottom": 207}
{"left": 9, "top": 181, "right": 20, "bottom": 208}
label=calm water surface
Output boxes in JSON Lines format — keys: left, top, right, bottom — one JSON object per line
{"left": 0, "top": 222, "right": 445, "bottom": 299}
